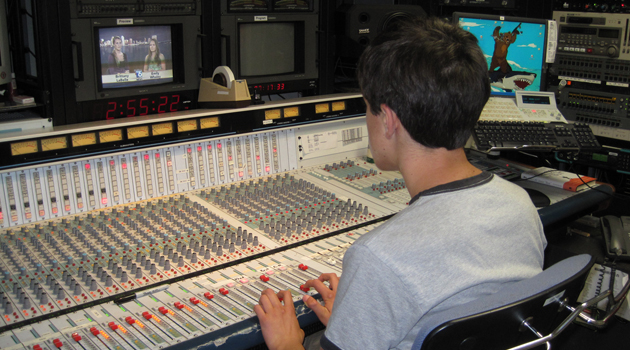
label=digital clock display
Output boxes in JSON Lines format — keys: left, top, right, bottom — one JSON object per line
{"left": 252, "top": 83, "right": 288, "bottom": 92}
{"left": 79, "top": 92, "right": 196, "bottom": 122}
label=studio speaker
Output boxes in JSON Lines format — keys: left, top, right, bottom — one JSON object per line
{"left": 336, "top": 4, "right": 427, "bottom": 59}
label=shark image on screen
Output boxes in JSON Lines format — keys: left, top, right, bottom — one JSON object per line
{"left": 456, "top": 14, "right": 548, "bottom": 97}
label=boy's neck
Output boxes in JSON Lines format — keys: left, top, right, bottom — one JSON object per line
{"left": 399, "top": 147, "right": 481, "bottom": 198}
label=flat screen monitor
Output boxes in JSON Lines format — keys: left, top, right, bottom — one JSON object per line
{"left": 96, "top": 25, "right": 175, "bottom": 90}
{"left": 453, "top": 12, "right": 549, "bottom": 97}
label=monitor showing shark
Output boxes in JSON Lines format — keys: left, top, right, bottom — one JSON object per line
{"left": 455, "top": 14, "right": 548, "bottom": 97}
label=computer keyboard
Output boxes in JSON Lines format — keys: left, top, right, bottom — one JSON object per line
{"left": 473, "top": 121, "right": 600, "bottom": 152}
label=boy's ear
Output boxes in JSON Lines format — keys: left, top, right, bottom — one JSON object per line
{"left": 380, "top": 104, "right": 400, "bottom": 138}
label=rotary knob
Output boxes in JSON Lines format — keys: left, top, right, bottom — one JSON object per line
{"left": 607, "top": 46, "right": 618, "bottom": 58}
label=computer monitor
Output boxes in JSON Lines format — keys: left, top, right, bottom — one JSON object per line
{"left": 453, "top": 12, "right": 549, "bottom": 97}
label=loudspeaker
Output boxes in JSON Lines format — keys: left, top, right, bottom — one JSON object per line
{"left": 336, "top": 4, "right": 427, "bottom": 59}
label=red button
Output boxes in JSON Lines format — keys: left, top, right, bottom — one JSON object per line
{"left": 125, "top": 317, "right": 135, "bottom": 325}
{"left": 158, "top": 306, "right": 169, "bottom": 314}
{"left": 90, "top": 327, "right": 100, "bottom": 335}
{"left": 298, "top": 264, "right": 308, "bottom": 271}
{"left": 142, "top": 311, "right": 152, "bottom": 319}
{"left": 33, "top": 345, "right": 42, "bottom": 350}
{"left": 53, "top": 339, "right": 63, "bottom": 348}
{"left": 260, "top": 275, "right": 270, "bottom": 282}
{"left": 108, "top": 321, "right": 118, "bottom": 330}
{"left": 190, "top": 297, "right": 200, "bottom": 304}
{"left": 72, "top": 333, "right": 82, "bottom": 342}
{"left": 219, "top": 288, "right": 229, "bottom": 295}
{"left": 204, "top": 292, "right": 214, "bottom": 300}
{"left": 300, "top": 284, "right": 310, "bottom": 292}
{"left": 174, "top": 302, "right": 184, "bottom": 309}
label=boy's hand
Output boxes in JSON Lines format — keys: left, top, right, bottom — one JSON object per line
{"left": 302, "top": 273, "right": 339, "bottom": 326}
{"left": 254, "top": 289, "right": 305, "bottom": 350}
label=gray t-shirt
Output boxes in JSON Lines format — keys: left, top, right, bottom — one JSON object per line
{"left": 321, "top": 172, "right": 546, "bottom": 350}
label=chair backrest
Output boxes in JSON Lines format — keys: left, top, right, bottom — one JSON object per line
{"left": 413, "top": 254, "right": 594, "bottom": 350}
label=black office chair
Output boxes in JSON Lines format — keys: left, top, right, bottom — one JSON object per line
{"left": 413, "top": 254, "right": 630, "bottom": 350}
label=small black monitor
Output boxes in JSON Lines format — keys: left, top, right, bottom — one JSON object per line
{"left": 453, "top": 12, "right": 549, "bottom": 97}
{"left": 220, "top": 1, "right": 319, "bottom": 95}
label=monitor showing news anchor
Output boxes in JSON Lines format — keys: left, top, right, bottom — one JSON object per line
{"left": 98, "top": 25, "right": 174, "bottom": 89}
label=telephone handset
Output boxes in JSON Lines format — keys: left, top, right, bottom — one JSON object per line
{"left": 601, "top": 215, "right": 630, "bottom": 260}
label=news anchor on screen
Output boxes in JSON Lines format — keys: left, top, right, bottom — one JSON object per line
{"left": 107, "top": 36, "right": 130, "bottom": 74}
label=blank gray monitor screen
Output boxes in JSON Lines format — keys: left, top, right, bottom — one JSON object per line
{"left": 239, "top": 22, "right": 295, "bottom": 77}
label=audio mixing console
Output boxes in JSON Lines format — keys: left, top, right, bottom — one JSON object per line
{"left": 0, "top": 94, "right": 417, "bottom": 349}
{"left": 0, "top": 94, "right": 611, "bottom": 349}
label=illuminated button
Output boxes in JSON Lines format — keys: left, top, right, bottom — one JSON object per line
{"left": 198, "top": 146, "right": 202, "bottom": 151}
{"left": 300, "top": 285, "right": 310, "bottom": 292}
{"left": 226, "top": 282, "right": 235, "bottom": 288}
{"left": 90, "top": 327, "right": 100, "bottom": 335}
{"left": 85, "top": 164, "right": 91, "bottom": 170}
{"left": 219, "top": 288, "right": 229, "bottom": 295}
{"left": 108, "top": 322, "right": 118, "bottom": 330}
{"left": 155, "top": 153, "right": 160, "bottom": 158}
{"left": 239, "top": 278, "right": 249, "bottom": 284}
{"left": 110, "top": 160, "right": 115, "bottom": 165}
{"left": 217, "top": 143, "right": 222, "bottom": 149}
{"left": 204, "top": 292, "right": 214, "bottom": 300}
{"left": 278, "top": 266, "right": 287, "bottom": 271}
{"left": 298, "top": 264, "right": 308, "bottom": 271}
{"left": 265, "top": 270, "right": 275, "bottom": 275}
{"left": 174, "top": 302, "right": 184, "bottom": 309}
{"left": 158, "top": 306, "right": 169, "bottom": 314}
{"left": 125, "top": 316, "right": 135, "bottom": 325}
{"left": 142, "top": 311, "right": 153, "bottom": 319}
{"left": 190, "top": 297, "right": 200, "bottom": 305}
{"left": 260, "top": 275, "right": 270, "bottom": 282}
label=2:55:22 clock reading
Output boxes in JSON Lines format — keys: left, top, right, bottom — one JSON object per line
{"left": 103, "top": 95, "right": 184, "bottom": 119}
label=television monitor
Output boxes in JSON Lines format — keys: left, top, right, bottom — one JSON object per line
{"left": 97, "top": 25, "right": 174, "bottom": 90}
{"left": 69, "top": 15, "right": 200, "bottom": 121}
{"left": 220, "top": 1, "right": 319, "bottom": 95}
{"left": 0, "top": 0, "right": 12, "bottom": 86}
{"left": 453, "top": 12, "right": 549, "bottom": 97}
